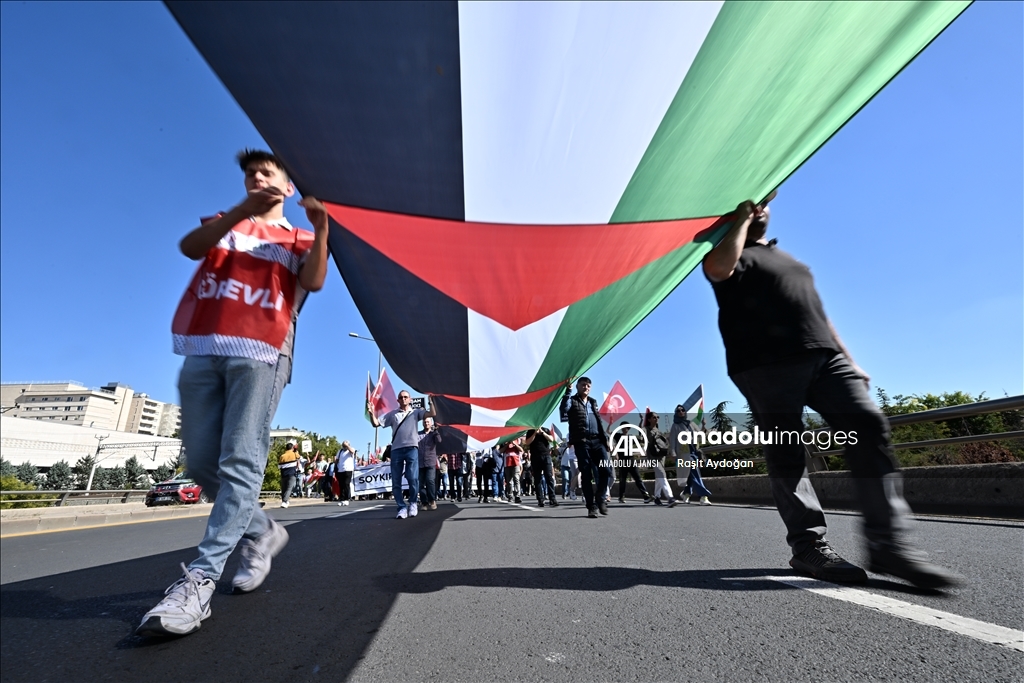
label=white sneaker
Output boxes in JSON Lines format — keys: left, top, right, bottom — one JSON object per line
{"left": 136, "top": 564, "right": 215, "bottom": 637}
{"left": 231, "top": 519, "right": 289, "bottom": 593}
{"left": 396, "top": 507, "right": 408, "bottom": 519}
{"left": 408, "top": 502, "right": 419, "bottom": 517}
{"left": 280, "top": 501, "right": 289, "bottom": 509}
{"left": 699, "top": 496, "right": 711, "bottom": 506}
{"left": 342, "top": 500, "right": 349, "bottom": 506}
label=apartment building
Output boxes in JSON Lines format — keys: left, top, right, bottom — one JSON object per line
{"left": 4, "top": 381, "right": 133, "bottom": 430}
{"left": 125, "top": 393, "right": 181, "bottom": 437}
{"left": 2, "top": 381, "right": 180, "bottom": 436}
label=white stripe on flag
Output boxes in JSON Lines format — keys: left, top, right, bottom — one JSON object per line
{"left": 459, "top": 1, "right": 724, "bottom": 224}
{"left": 468, "top": 306, "right": 566, "bottom": 397}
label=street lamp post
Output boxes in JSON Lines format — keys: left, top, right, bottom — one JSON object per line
{"left": 349, "top": 332, "right": 382, "bottom": 452}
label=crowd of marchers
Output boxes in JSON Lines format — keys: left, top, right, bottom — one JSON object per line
{"left": 272, "top": 417, "right": 715, "bottom": 514}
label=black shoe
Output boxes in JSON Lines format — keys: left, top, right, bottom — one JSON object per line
{"left": 868, "top": 545, "right": 961, "bottom": 589}
{"left": 549, "top": 499, "right": 559, "bottom": 507}
{"left": 537, "top": 500, "right": 545, "bottom": 508}
{"left": 514, "top": 497, "right": 522, "bottom": 504}
{"left": 618, "top": 497, "right": 625, "bottom": 504}
{"left": 643, "top": 496, "right": 652, "bottom": 504}
{"left": 790, "top": 540, "right": 868, "bottom": 584}
{"left": 667, "top": 499, "right": 677, "bottom": 508}
{"left": 587, "top": 508, "right": 598, "bottom": 518}
{"left": 597, "top": 500, "right": 608, "bottom": 515}
{"left": 457, "top": 497, "right": 462, "bottom": 502}
{"left": 653, "top": 498, "right": 663, "bottom": 505}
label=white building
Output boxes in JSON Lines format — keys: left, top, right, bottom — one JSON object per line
{"left": 2, "top": 382, "right": 181, "bottom": 437}
{"left": 125, "top": 394, "right": 181, "bottom": 437}
{"left": 3, "top": 381, "right": 133, "bottom": 430}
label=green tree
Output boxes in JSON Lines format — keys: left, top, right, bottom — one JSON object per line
{"left": 15, "top": 461, "right": 40, "bottom": 487}
{"left": 152, "top": 461, "right": 176, "bottom": 483}
{"left": 45, "top": 460, "right": 74, "bottom": 490}
{"left": 123, "top": 456, "right": 148, "bottom": 489}
{"left": 72, "top": 455, "right": 97, "bottom": 489}
{"left": 105, "top": 465, "right": 128, "bottom": 490}
{"left": 709, "top": 401, "right": 734, "bottom": 433}
{"left": 0, "top": 458, "right": 15, "bottom": 479}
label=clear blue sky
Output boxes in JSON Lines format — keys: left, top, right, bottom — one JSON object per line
{"left": 1, "top": 2, "right": 1021, "bottom": 451}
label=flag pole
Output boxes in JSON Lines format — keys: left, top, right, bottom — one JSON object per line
{"left": 374, "top": 352, "right": 381, "bottom": 452}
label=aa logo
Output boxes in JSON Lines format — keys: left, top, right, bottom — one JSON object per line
{"left": 609, "top": 423, "right": 648, "bottom": 460}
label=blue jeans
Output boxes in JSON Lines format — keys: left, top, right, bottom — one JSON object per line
{"left": 390, "top": 446, "right": 419, "bottom": 509}
{"left": 179, "top": 354, "right": 291, "bottom": 580}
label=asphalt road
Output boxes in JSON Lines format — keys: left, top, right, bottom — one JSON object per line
{"left": 1, "top": 497, "right": 1021, "bottom": 683}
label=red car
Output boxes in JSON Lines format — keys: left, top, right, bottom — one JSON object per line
{"left": 145, "top": 472, "right": 209, "bottom": 506}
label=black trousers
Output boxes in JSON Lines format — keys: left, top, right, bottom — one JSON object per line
{"left": 531, "top": 455, "right": 558, "bottom": 503}
{"left": 573, "top": 438, "right": 611, "bottom": 510}
{"left": 336, "top": 470, "right": 352, "bottom": 501}
{"left": 730, "top": 349, "right": 910, "bottom": 556}
{"left": 616, "top": 465, "right": 649, "bottom": 499}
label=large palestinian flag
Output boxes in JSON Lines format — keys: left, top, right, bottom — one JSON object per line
{"left": 167, "top": 1, "right": 969, "bottom": 445}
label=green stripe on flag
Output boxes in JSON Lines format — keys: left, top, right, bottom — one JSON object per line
{"left": 611, "top": 0, "right": 971, "bottom": 222}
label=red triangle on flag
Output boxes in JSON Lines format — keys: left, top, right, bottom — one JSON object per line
{"left": 326, "top": 202, "right": 723, "bottom": 331}
{"left": 434, "top": 381, "right": 566, "bottom": 410}
{"left": 442, "top": 424, "right": 528, "bottom": 442}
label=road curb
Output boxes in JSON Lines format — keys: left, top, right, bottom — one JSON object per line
{"left": 0, "top": 496, "right": 333, "bottom": 537}
{"left": 1, "top": 503, "right": 215, "bottom": 537}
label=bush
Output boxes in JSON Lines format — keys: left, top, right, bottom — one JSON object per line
{"left": 0, "top": 475, "right": 56, "bottom": 509}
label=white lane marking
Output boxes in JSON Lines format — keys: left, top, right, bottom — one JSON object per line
{"left": 494, "top": 498, "right": 544, "bottom": 513}
{"left": 732, "top": 576, "right": 1023, "bottom": 652}
{"left": 325, "top": 504, "right": 384, "bottom": 519}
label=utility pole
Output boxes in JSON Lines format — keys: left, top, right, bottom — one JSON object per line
{"left": 86, "top": 434, "right": 109, "bottom": 492}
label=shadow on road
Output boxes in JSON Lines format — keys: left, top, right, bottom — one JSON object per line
{"left": 0, "top": 505, "right": 454, "bottom": 683}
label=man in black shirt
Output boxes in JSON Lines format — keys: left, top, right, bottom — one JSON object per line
{"left": 702, "top": 197, "right": 957, "bottom": 589}
{"left": 523, "top": 427, "right": 560, "bottom": 508}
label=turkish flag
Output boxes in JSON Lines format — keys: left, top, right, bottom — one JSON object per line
{"left": 369, "top": 368, "right": 398, "bottom": 418}
{"left": 599, "top": 380, "right": 637, "bottom": 425}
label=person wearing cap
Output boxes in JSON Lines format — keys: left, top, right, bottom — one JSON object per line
{"left": 702, "top": 195, "right": 957, "bottom": 589}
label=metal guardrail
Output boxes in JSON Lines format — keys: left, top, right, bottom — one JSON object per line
{"left": 698, "top": 395, "right": 1023, "bottom": 470}
{"left": 0, "top": 489, "right": 149, "bottom": 507}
